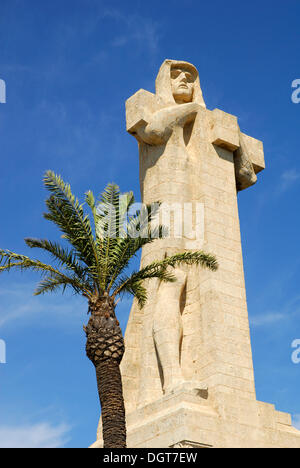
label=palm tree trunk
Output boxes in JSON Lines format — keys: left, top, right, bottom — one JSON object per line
{"left": 85, "top": 295, "right": 126, "bottom": 448}
{"left": 95, "top": 359, "right": 126, "bottom": 448}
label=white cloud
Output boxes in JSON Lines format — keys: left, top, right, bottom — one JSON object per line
{"left": 0, "top": 280, "right": 132, "bottom": 333}
{"left": 0, "top": 422, "right": 71, "bottom": 448}
{"left": 0, "top": 281, "right": 86, "bottom": 329}
{"left": 280, "top": 169, "right": 300, "bottom": 191}
{"left": 250, "top": 312, "right": 286, "bottom": 327}
{"left": 249, "top": 291, "right": 300, "bottom": 328}
{"left": 292, "top": 414, "right": 300, "bottom": 431}
{"left": 102, "top": 8, "right": 161, "bottom": 57}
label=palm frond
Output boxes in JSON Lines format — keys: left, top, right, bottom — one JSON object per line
{"left": 90, "top": 184, "right": 136, "bottom": 290}
{"left": 112, "top": 250, "right": 217, "bottom": 304}
{"left": 0, "top": 249, "right": 92, "bottom": 297}
{"left": 34, "top": 273, "right": 86, "bottom": 296}
{"left": 140, "top": 251, "right": 218, "bottom": 273}
{"left": 24, "top": 237, "right": 91, "bottom": 283}
{"left": 43, "top": 171, "right": 102, "bottom": 286}
{"left": 94, "top": 184, "right": 123, "bottom": 240}
{"left": 117, "top": 278, "right": 148, "bottom": 308}
{"left": 112, "top": 267, "right": 176, "bottom": 302}
{"left": 85, "top": 190, "right": 97, "bottom": 221}
{"left": 106, "top": 203, "right": 166, "bottom": 292}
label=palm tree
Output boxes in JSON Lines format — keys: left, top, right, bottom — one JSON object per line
{"left": 0, "top": 171, "right": 218, "bottom": 448}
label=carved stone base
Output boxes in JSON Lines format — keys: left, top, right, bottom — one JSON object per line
{"left": 90, "top": 383, "right": 300, "bottom": 448}
{"left": 170, "top": 440, "right": 212, "bottom": 448}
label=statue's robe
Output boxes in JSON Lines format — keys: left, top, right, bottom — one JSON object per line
{"left": 120, "top": 59, "right": 265, "bottom": 412}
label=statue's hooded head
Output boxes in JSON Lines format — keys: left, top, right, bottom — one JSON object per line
{"left": 155, "top": 59, "right": 206, "bottom": 108}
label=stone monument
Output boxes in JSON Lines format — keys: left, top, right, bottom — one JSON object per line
{"left": 91, "top": 59, "right": 300, "bottom": 448}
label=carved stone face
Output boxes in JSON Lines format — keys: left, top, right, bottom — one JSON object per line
{"left": 171, "top": 66, "right": 195, "bottom": 104}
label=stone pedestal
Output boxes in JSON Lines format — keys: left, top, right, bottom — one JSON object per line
{"left": 91, "top": 383, "right": 300, "bottom": 448}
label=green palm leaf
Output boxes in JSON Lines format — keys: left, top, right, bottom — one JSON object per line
{"left": 112, "top": 251, "right": 218, "bottom": 305}
{"left": 43, "top": 171, "right": 102, "bottom": 287}
{"left": 24, "top": 238, "right": 91, "bottom": 282}
{"left": 0, "top": 249, "right": 92, "bottom": 296}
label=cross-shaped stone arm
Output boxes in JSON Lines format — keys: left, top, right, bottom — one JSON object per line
{"left": 208, "top": 108, "right": 265, "bottom": 191}
{"left": 126, "top": 90, "right": 265, "bottom": 192}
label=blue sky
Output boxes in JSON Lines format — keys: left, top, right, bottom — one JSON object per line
{"left": 0, "top": 0, "right": 300, "bottom": 447}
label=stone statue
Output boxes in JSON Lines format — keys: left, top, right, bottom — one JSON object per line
{"left": 91, "top": 60, "right": 300, "bottom": 448}
{"left": 123, "top": 59, "right": 262, "bottom": 403}
{"left": 129, "top": 60, "right": 208, "bottom": 394}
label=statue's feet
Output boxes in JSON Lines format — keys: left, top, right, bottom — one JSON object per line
{"left": 163, "top": 378, "right": 185, "bottom": 395}
{"left": 163, "top": 380, "right": 208, "bottom": 398}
